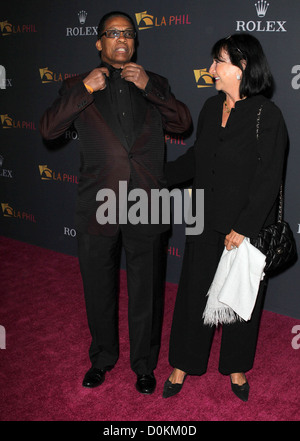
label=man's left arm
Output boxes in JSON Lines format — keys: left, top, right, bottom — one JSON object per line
{"left": 121, "top": 63, "right": 192, "bottom": 133}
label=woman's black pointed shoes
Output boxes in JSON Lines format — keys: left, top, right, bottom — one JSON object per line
{"left": 162, "top": 374, "right": 187, "bottom": 398}
{"left": 230, "top": 378, "right": 250, "bottom": 402}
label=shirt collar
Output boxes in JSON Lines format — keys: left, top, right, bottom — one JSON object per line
{"left": 100, "top": 61, "right": 122, "bottom": 79}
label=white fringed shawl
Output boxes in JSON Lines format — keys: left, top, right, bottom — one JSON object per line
{"left": 203, "top": 239, "right": 266, "bottom": 326}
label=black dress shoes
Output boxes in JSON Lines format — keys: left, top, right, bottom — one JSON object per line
{"left": 230, "top": 377, "right": 250, "bottom": 402}
{"left": 162, "top": 374, "right": 187, "bottom": 398}
{"left": 136, "top": 373, "right": 156, "bottom": 394}
{"left": 82, "top": 367, "right": 106, "bottom": 388}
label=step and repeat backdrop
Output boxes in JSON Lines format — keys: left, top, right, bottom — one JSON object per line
{"left": 1, "top": 0, "right": 299, "bottom": 318}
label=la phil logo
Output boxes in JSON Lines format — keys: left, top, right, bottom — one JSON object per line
{"left": 39, "top": 165, "right": 78, "bottom": 184}
{"left": 39, "top": 68, "right": 78, "bottom": 84}
{"left": 194, "top": 69, "right": 214, "bottom": 88}
{"left": 165, "top": 134, "right": 186, "bottom": 146}
{"left": 0, "top": 20, "right": 37, "bottom": 36}
{"left": 167, "top": 245, "right": 181, "bottom": 258}
{"left": 236, "top": 1, "right": 287, "bottom": 32}
{"left": 0, "top": 114, "right": 36, "bottom": 130}
{"left": 1, "top": 203, "right": 36, "bottom": 222}
{"left": 135, "top": 11, "right": 191, "bottom": 30}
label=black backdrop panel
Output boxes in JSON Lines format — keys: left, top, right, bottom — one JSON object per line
{"left": 1, "top": 0, "right": 299, "bottom": 318}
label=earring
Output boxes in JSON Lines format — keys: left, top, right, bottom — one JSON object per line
{"left": 237, "top": 74, "right": 241, "bottom": 80}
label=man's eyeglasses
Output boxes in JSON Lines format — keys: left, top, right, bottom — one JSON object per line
{"left": 100, "top": 29, "right": 136, "bottom": 39}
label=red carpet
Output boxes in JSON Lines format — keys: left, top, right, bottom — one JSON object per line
{"left": 1, "top": 235, "right": 299, "bottom": 422}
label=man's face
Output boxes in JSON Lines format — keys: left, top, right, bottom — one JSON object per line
{"left": 96, "top": 16, "right": 135, "bottom": 68}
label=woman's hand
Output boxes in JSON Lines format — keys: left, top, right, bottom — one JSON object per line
{"left": 224, "top": 229, "right": 245, "bottom": 251}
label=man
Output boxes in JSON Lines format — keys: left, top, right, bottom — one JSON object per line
{"left": 40, "top": 11, "right": 191, "bottom": 394}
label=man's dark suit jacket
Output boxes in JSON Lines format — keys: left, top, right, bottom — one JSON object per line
{"left": 40, "top": 69, "right": 191, "bottom": 236}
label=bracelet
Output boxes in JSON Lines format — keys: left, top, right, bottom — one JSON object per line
{"left": 84, "top": 83, "right": 94, "bottom": 94}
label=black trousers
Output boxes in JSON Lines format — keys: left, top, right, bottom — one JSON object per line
{"left": 77, "top": 228, "right": 166, "bottom": 375}
{"left": 169, "top": 231, "right": 267, "bottom": 376}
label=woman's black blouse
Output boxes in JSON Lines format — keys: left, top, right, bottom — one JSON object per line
{"left": 166, "top": 92, "right": 288, "bottom": 239}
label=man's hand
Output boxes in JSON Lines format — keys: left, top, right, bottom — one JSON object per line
{"left": 224, "top": 229, "right": 245, "bottom": 251}
{"left": 121, "top": 63, "right": 149, "bottom": 90}
{"left": 83, "top": 67, "right": 110, "bottom": 92}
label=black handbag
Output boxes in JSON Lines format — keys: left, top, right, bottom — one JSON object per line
{"left": 252, "top": 186, "right": 297, "bottom": 273}
{"left": 251, "top": 105, "right": 297, "bottom": 274}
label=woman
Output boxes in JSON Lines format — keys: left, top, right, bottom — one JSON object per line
{"left": 163, "top": 34, "right": 288, "bottom": 401}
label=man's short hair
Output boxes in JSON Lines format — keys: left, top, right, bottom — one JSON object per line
{"left": 97, "top": 11, "right": 136, "bottom": 40}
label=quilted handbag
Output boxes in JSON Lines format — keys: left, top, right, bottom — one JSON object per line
{"left": 252, "top": 187, "right": 297, "bottom": 273}
{"left": 251, "top": 105, "right": 297, "bottom": 274}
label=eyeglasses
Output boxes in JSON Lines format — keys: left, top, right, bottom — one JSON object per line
{"left": 100, "top": 29, "right": 136, "bottom": 39}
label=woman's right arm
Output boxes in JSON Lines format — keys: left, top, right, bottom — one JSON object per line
{"left": 164, "top": 146, "right": 195, "bottom": 188}
{"left": 164, "top": 102, "right": 207, "bottom": 188}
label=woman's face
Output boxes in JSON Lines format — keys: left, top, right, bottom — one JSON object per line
{"left": 209, "top": 48, "right": 243, "bottom": 96}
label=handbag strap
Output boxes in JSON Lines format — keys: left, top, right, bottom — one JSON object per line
{"left": 256, "top": 104, "right": 283, "bottom": 222}
{"left": 256, "top": 104, "right": 263, "bottom": 141}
